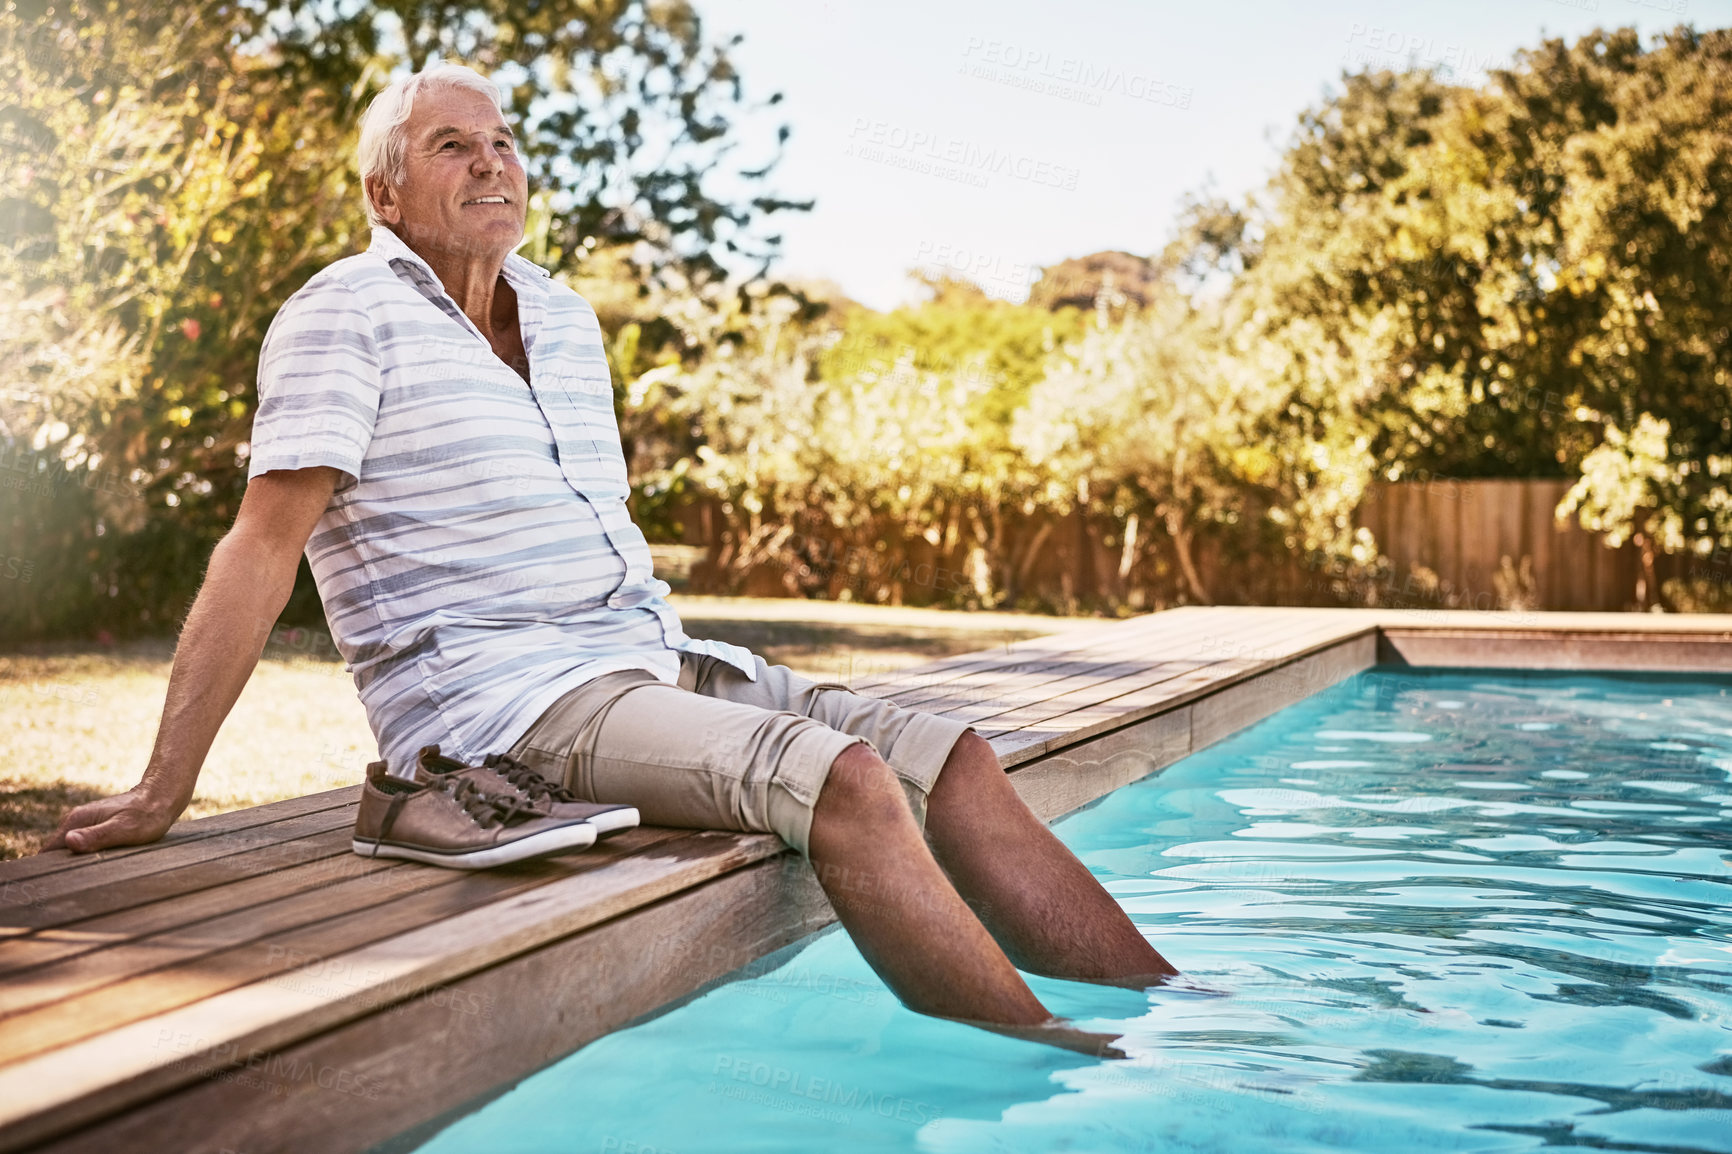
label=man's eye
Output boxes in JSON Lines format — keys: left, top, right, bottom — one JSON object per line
{"left": 441, "top": 141, "right": 459, "bottom": 149}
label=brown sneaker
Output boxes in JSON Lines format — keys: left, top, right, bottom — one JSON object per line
{"left": 414, "top": 746, "right": 640, "bottom": 837}
{"left": 481, "top": 751, "right": 641, "bottom": 836}
{"left": 352, "top": 759, "right": 596, "bottom": 868}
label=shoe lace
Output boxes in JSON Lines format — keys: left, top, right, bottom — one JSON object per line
{"left": 483, "top": 752, "right": 579, "bottom": 805}
{"left": 440, "top": 775, "right": 541, "bottom": 829}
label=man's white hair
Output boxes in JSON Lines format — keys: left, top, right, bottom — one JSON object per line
{"left": 358, "top": 63, "right": 507, "bottom": 227}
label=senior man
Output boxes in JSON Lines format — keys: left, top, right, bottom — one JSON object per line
{"left": 46, "top": 63, "right": 1174, "bottom": 1028}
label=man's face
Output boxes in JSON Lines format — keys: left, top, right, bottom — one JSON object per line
{"left": 370, "top": 85, "right": 528, "bottom": 262}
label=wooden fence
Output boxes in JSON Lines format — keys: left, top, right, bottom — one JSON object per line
{"left": 657, "top": 480, "right": 1685, "bottom": 613}
{"left": 1355, "top": 479, "right": 1647, "bottom": 612}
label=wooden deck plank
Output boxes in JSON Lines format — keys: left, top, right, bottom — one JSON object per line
{"left": 848, "top": 605, "right": 1226, "bottom": 700}
{"left": 848, "top": 602, "right": 1226, "bottom": 700}
{"left": 885, "top": 645, "right": 1181, "bottom": 715}
{"left": 963, "top": 613, "right": 1347, "bottom": 736}
{"left": 0, "top": 833, "right": 395, "bottom": 978}
{"left": 907, "top": 652, "right": 1205, "bottom": 726}
{"left": 991, "top": 659, "right": 1259, "bottom": 744}
{"left": 983, "top": 614, "right": 1372, "bottom": 729}
{"left": 894, "top": 612, "right": 1278, "bottom": 724}
{"left": 928, "top": 654, "right": 1206, "bottom": 731}
{"left": 28, "top": 847, "right": 835, "bottom": 1154}
{"left": 845, "top": 632, "right": 1092, "bottom": 697}
{"left": 0, "top": 827, "right": 691, "bottom": 1070}
{"left": 0, "top": 829, "right": 786, "bottom": 1150}
{"left": 879, "top": 602, "right": 1233, "bottom": 710}
{"left": 2, "top": 827, "right": 672, "bottom": 1008}
{"left": 0, "top": 789, "right": 361, "bottom": 885}
{"left": 986, "top": 619, "right": 1369, "bottom": 747}
{"left": 2, "top": 809, "right": 361, "bottom": 913}
{"left": 983, "top": 620, "right": 1378, "bottom": 768}
{"left": 1, "top": 824, "right": 358, "bottom": 935}
{"left": 0, "top": 858, "right": 456, "bottom": 1023}
{"left": 843, "top": 611, "right": 1180, "bottom": 695}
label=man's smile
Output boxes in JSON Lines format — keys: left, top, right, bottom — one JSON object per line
{"left": 463, "top": 195, "right": 510, "bottom": 205}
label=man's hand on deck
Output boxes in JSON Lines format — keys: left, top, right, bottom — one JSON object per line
{"left": 43, "top": 786, "right": 183, "bottom": 853}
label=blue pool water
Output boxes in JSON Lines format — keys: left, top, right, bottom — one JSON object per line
{"left": 411, "top": 670, "right": 1732, "bottom": 1153}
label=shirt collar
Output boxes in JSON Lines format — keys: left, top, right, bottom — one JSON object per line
{"left": 366, "top": 226, "right": 552, "bottom": 298}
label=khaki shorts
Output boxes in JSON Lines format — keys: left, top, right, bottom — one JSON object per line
{"left": 505, "top": 651, "right": 974, "bottom": 857}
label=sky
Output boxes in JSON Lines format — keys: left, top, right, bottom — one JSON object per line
{"left": 691, "top": 0, "right": 1728, "bottom": 310}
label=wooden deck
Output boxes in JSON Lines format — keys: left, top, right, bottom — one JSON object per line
{"left": 2, "top": 606, "right": 1729, "bottom": 1153}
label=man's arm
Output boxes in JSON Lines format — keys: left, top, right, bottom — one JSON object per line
{"left": 43, "top": 466, "right": 342, "bottom": 854}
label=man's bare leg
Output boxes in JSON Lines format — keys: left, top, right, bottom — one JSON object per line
{"left": 923, "top": 731, "right": 1178, "bottom": 984}
{"left": 806, "top": 743, "right": 1050, "bottom": 1026}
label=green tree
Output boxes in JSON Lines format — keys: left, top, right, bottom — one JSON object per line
{"left": 1, "top": 0, "right": 364, "bottom": 636}
{"left": 1217, "top": 25, "right": 1732, "bottom": 607}
{"left": 1538, "top": 29, "right": 1732, "bottom": 606}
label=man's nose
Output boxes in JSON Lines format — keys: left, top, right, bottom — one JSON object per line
{"left": 470, "top": 138, "right": 504, "bottom": 175}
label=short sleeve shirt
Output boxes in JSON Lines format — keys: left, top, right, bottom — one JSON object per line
{"left": 248, "top": 226, "right": 756, "bottom": 775}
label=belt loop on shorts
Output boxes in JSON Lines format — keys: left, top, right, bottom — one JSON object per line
{"left": 677, "top": 651, "right": 703, "bottom": 693}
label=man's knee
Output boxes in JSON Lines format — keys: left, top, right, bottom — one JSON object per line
{"left": 809, "top": 744, "right": 925, "bottom": 900}
{"left": 816, "top": 741, "right": 908, "bottom": 827}
{"left": 933, "top": 729, "right": 1010, "bottom": 797}
{"left": 950, "top": 728, "right": 997, "bottom": 769}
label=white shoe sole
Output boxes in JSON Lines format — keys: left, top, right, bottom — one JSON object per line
{"left": 583, "top": 806, "right": 639, "bottom": 836}
{"left": 351, "top": 821, "right": 596, "bottom": 869}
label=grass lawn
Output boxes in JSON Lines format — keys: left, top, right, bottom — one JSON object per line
{"left": 0, "top": 597, "right": 1115, "bottom": 859}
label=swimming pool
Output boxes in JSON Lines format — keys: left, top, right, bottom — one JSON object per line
{"left": 405, "top": 669, "right": 1732, "bottom": 1153}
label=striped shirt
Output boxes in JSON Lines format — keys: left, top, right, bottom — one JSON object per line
{"left": 248, "top": 225, "right": 756, "bottom": 777}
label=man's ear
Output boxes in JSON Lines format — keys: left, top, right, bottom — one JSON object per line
{"left": 365, "top": 175, "right": 402, "bottom": 226}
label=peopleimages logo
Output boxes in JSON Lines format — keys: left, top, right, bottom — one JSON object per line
{"left": 710, "top": 1056, "right": 943, "bottom": 1126}
{"left": 958, "top": 37, "right": 1194, "bottom": 110}
{"left": 910, "top": 240, "right": 1038, "bottom": 298}
{"left": 1342, "top": 23, "right": 1502, "bottom": 79}
{"left": 844, "top": 119, "right": 1081, "bottom": 191}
